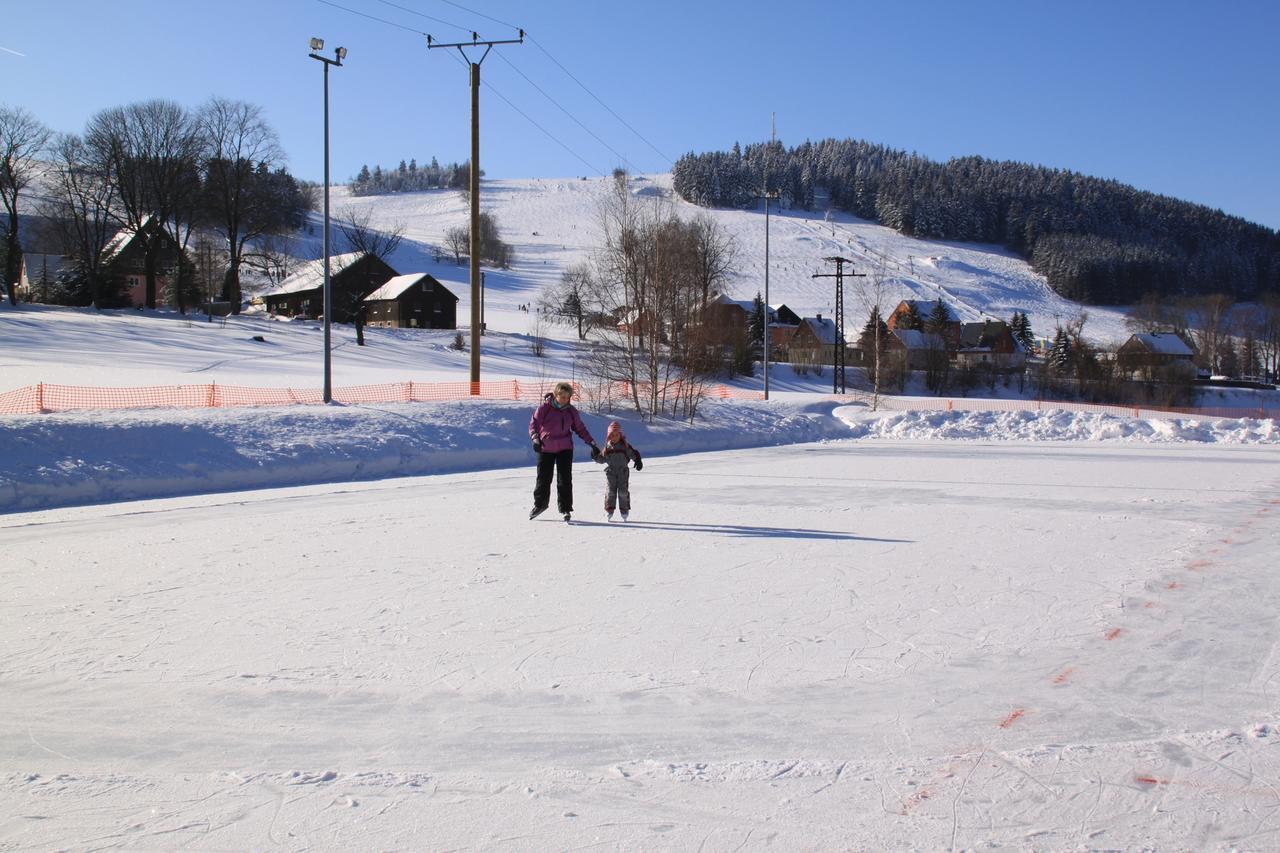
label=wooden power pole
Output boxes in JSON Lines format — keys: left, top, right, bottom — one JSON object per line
{"left": 427, "top": 30, "right": 523, "bottom": 393}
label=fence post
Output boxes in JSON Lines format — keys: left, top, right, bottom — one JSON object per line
{"left": 512, "top": 379, "right": 520, "bottom": 399}
{"left": 36, "top": 382, "right": 43, "bottom": 413}
{"left": 947, "top": 399, "right": 953, "bottom": 412}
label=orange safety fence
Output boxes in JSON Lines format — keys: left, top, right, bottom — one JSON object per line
{"left": 0, "top": 380, "right": 766, "bottom": 416}
{"left": 833, "top": 390, "right": 1277, "bottom": 422}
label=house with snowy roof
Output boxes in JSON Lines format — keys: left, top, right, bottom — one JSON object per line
{"left": 261, "top": 252, "right": 397, "bottom": 322}
{"left": 362, "top": 273, "right": 458, "bottom": 329}
{"left": 99, "top": 216, "right": 189, "bottom": 308}
{"left": 1116, "top": 332, "right": 1197, "bottom": 380}
{"left": 955, "top": 320, "right": 1026, "bottom": 372}
{"left": 700, "top": 292, "right": 753, "bottom": 344}
{"left": 886, "top": 327, "right": 949, "bottom": 370}
{"left": 887, "top": 298, "right": 962, "bottom": 348}
{"left": 788, "top": 314, "right": 845, "bottom": 364}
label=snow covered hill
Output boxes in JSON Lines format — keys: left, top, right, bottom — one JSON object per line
{"left": 315, "top": 174, "right": 1133, "bottom": 347}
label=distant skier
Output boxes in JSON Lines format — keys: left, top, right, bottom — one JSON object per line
{"left": 528, "top": 381, "right": 599, "bottom": 522}
{"left": 594, "top": 420, "right": 643, "bottom": 521}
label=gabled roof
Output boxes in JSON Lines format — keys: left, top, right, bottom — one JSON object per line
{"left": 265, "top": 251, "right": 367, "bottom": 297}
{"left": 100, "top": 215, "right": 158, "bottom": 264}
{"left": 899, "top": 299, "right": 959, "bottom": 322}
{"left": 1129, "top": 332, "right": 1194, "bottom": 356}
{"left": 799, "top": 316, "right": 840, "bottom": 345}
{"left": 365, "top": 273, "right": 429, "bottom": 302}
{"left": 892, "top": 328, "right": 946, "bottom": 350}
{"left": 959, "top": 320, "right": 1013, "bottom": 350}
{"left": 707, "top": 292, "right": 752, "bottom": 312}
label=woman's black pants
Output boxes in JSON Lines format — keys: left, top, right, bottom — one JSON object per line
{"left": 533, "top": 449, "right": 574, "bottom": 513}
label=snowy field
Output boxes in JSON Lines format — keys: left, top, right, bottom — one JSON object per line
{"left": 3, "top": 184, "right": 1280, "bottom": 847}
{"left": 3, "top": 435, "right": 1280, "bottom": 849}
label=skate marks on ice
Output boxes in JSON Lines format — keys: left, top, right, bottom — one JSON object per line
{"left": 9, "top": 726, "right": 1280, "bottom": 850}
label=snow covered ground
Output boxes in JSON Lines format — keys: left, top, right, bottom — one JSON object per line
{"left": 3, "top": 186, "right": 1280, "bottom": 847}
{"left": 3, "top": 433, "right": 1279, "bottom": 849}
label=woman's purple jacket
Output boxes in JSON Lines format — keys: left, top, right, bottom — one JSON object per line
{"left": 529, "top": 401, "right": 595, "bottom": 454}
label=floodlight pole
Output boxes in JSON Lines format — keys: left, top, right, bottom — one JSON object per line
{"left": 309, "top": 40, "right": 346, "bottom": 403}
{"left": 762, "top": 114, "right": 779, "bottom": 400}
{"left": 427, "top": 30, "right": 523, "bottom": 394}
{"left": 761, "top": 189, "right": 779, "bottom": 399}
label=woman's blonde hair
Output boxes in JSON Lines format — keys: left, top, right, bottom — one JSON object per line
{"left": 554, "top": 381, "right": 574, "bottom": 397}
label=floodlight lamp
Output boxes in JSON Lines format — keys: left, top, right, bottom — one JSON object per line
{"left": 336, "top": 46, "right": 347, "bottom": 60}
{"left": 310, "top": 37, "right": 324, "bottom": 50}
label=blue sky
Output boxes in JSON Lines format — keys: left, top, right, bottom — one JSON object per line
{"left": 4, "top": 0, "right": 1278, "bottom": 229}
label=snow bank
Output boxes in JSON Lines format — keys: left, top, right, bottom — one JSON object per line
{"left": 1, "top": 398, "right": 1275, "bottom": 514}
{"left": 835, "top": 406, "right": 1280, "bottom": 444}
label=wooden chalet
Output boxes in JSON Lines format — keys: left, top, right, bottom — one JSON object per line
{"left": 262, "top": 252, "right": 397, "bottom": 322}
{"left": 701, "top": 292, "right": 752, "bottom": 344}
{"left": 1116, "top": 332, "right": 1197, "bottom": 380}
{"left": 363, "top": 273, "right": 459, "bottom": 329}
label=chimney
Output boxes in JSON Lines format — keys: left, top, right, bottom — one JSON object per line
{"left": 816, "top": 313, "right": 823, "bottom": 321}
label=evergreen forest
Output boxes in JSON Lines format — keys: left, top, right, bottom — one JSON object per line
{"left": 671, "top": 139, "right": 1280, "bottom": 306}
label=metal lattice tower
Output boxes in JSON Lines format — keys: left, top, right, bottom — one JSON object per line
{"left": 812, "top": 256, "right": 865, "bottom": 394}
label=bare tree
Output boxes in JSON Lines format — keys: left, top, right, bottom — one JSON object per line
{"left": 1182, "top": 294, "right": 1234, "bottom": 375}
{"left": 198, "top": 97, "right": 291, "bottom": 314}
{"left": 85, "top": 99, "right": 204, "bottom": 308}
{"left": 852, "top": 256, "right": 894, "bottom": 408}
{"left": 0, "top": 105, "right": 53, "bottom": 304}
{"left": 689, "top": 211, "right": 736, "bottom": 312}
{"left": 443, "top": 211, "right": 512, "bottom": 268}
{"left": 579, "top": 170, "right": 715, "bottom": 419}
{"left": 1258, "top": 294, "right": 1280, "bottom": 382}
{"left": 1125, "top": 292, "right": 1189, "bottom": 336}
{"left": 549, "top": 262, "right": 593, "bottom": 340}
{"left": 336, "top": 205, "right": 404, "bottom": 262}
{"left": 241, "top": 232, "right": 297, "bottom": 288}
{"left": 444, "top": 225, "right": 468, "bottom": 265}
{"left": 39, "top": 132, "right": 118, "bottom": 307}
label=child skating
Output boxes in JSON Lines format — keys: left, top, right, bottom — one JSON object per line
{"left": 595, "top": 420, "right": 643, "bottom": 521}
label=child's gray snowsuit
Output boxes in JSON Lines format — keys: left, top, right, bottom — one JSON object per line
{"left": 595, "top": 438, "right": 642, "bottom": 514}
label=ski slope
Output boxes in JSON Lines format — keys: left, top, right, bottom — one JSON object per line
{"left": 316, "top": 174, "right": 1133, "bottom": 348}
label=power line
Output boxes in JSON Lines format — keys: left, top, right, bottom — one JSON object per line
{"left": 370, "top": 0, "right": 469, "bottom": 33}
{"left": 425, "top": 0, "right": 520, "bottom": 32}
{"left": 495, "top": 52, "right": 632, "bottom": 174}
{"left": 525, "top": 34, "right": 672, "bottom": 168}
{"left": 480, "top": 79, "right": 605, "bottom": 177}
{"left": 416, "top": 1, "right": 668, "bottom": 167}
{"left": 310, "top": 0, "right": 616, "bottom": 177}
{"left": 314, "top": 0, "right": 428, "bottom": 36}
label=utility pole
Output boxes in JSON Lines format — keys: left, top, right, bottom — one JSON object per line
{"left": 427, "top": 30, "right": 523, "bottom": 393}
{"left": 812, "top": 256, "right": 864, "bottom": 394}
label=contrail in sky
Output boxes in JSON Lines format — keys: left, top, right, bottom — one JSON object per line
{"left": 1, "top": 46, "right": 27, "bottom": 57}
